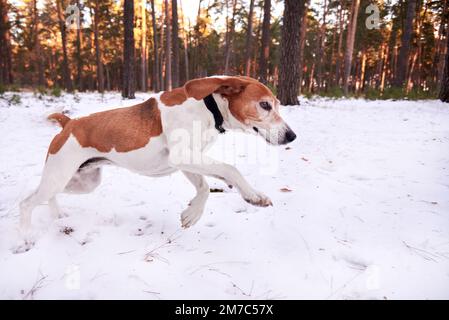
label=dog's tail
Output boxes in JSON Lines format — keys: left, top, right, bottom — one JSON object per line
{"left": 47, "top": 113, "right": 71, "bottom": 128}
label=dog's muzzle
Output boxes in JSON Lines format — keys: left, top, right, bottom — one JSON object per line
{"left": 253, "top": 124, "right": 297, "bottom": 145}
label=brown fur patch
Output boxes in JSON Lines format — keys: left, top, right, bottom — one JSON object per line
{"left": 183, "top": 76, "right": 274, "bottom": 124}
{"left": 226, "top": 83, "right": 273, "bottom": 124}
{"left": 47, "top": 98, "right": 162, "bottom": 156}
{"left": 48, "top": 113, "right": 71, "bottom": 128}
{"left": 160, "top": 87, "right": 188, "bottom": 106}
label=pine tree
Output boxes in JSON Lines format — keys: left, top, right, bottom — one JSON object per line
{"left": 0, "top": 0, "right": 13, "bottom": 85}
{"left": 92, "top": 0, "right": 104, "bottom": 93}
{"left": 171, "top": 0, "right": 180, "bottom": 87}
{"left": 278, "top": 0, "right": 302, "bottom": 105}
{"left": 439, "top": 25, "right": 449, "bottom": 102}
{"left": 343, "top": 0, "right": 360, "bottom": 95}
{"left": 244, "top": 0, "right": 255, "bottom": 76}
{"left": 164, "top": 0, "right": 172, "bottom": 90}
{"left": 150, "top": 0, "right": 160, "bottom": 92}
{"left": 258, "top": 0, "right": 271, "bottom": 84}
{"left": 122, "top": 0, "right": 136, "bottom": 98}
{"left": 56, "top": 0, "right": 73, "bottom": 92}
{"left": 393, "top": 0, "right": 417, "bottom": 88}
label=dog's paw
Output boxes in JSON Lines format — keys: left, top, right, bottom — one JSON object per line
{"left": 181, "top": 205, "right": 204, "bottom": 229}
{"left": 243, "top": 191, "right": 273, "bottom": 207}
{"left": 11, "top": 231, "right": 36, "bottom": 254}
{"left": 11, "top": 239, "right": 35, "bottom": 254}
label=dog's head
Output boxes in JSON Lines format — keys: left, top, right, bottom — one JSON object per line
{"left": 184, "top": 76, "right": 297, "bottom": 145}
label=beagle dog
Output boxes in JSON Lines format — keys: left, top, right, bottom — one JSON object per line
{"left": 20, "top": 76, "right": 296, "bottom": 233}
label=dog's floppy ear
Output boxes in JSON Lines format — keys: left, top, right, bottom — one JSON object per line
{"left": 184, "top": 77, "right": 250, "bottom": 100}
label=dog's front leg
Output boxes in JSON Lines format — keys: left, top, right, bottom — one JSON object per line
{"left": 180, "top": 171, "right": 210, "bottom": 228}
{"left": 170, "top": 155, "right": 272, "bottom": 207}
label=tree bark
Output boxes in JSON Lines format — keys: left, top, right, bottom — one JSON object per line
{"left": 342, "top": 0, "right": 360, "bottom": 95}
{"left": 74, "top": 0, "right": 83, "bottom": 90}
{"left": 244, "top": 0, "right": 255, "bottom": 76}
{"left": 56, "top": 0, "right": 73, "bottom": 91}
{"left": 298, "top": 0, "right": 309, "bottom": 93}
{"left": 316, "top": 0, "right": 327, "bottom": 91}
{"left": 171, "top": 0, "right": 179, "bottom": 87}
{"left": 359, "top": 50, "right": 366, "bottom": 92}
{"left": 224, "top": 0, "right": 237, "bottom": 75}
{"left": 278, "top": 0, "right": 302, "bottom": 105}
{"left": 122, "top": 0, "right": 136, "bottom": 98}
{"left": 159, "top": 4, "right": 165, "bottom": 90}
{"left": 434, "top": 0, "right": 448, "bottom": 89}
{"left": 150, "top": 0, "right": 160, "bottom": 92}
{"left": 93, "top": 0, "right": 104, "bottom": 93}
{"left": 393, "top": 0, "right": 417, "bottom": 88}
{"left": 141, "top": 0, "right": 147, "bottom": 91}
{"left": 0, "top": 0, "right": 13, "bottom": 85}
{"left": 380, "top": 44, "right": 389, "bottom": 92}
{"left": 258, "top": 0, "right": 271, "bottom": 84}
{"left": 334, "top": 1, "right": 344, "bottom": 86}
{"left": 439, "top": 25, "right": 449, "bottom": 102}
{"left": 32, "top": 0, "right": 45, "bottom": 87}
{"left": 179, "top": 0, "right": 189, "bottom": 83}
{"left": 164, "top": 0, "right": 172, "bottom": 90}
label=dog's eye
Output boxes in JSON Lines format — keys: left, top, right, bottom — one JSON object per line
{"left": 259, "top": 101, "right": 272, "bottom": 111}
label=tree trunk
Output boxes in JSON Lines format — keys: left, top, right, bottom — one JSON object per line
{"left": 141, "top": 0, "right": 147, "bottom": 91}
{"left": 179, "top": 0, "right": 189, "bottom": 83}
{"left": 32, "top": 0, "right": 45, "bottom": 87}
{"left": 159, "top": 5, "right": 165, "bottom": 90}
{"left": 406, "top": 50, "right": 418, "bottom": 92}
{"left": 252, "top": 7, "right": 263, "bottom": 78}
{"left": 244, "top": 0, "right": 255, "bottom": 76}
{"left": 278, "top": 0, "right": 302, "bottom": 105}
{"left": 0, "top": 0, "right": 13, "bottom": 85}
{"left": 56, "top": 0, "right": 73, "bottom": 91}
{"left": 434, "top": 0, "right": 448, "bottom": 89}
{"left": 171, "top": 0, "right": 179, "bottom": 87}
{"left": 105, "top": 64, "right": 110, "bottom": 90}
{"left": 393, "top": 0, "right": 417, "bottom": 88}
{"left": 122, "top": 0, "right": 136, "bottom": 98}
{"left": 334, "top": 1, "right": 344, "bottom": 86}
{"left": 380, "top": 44, "right": 389, "bottom": 92}
{"left": 342, "top": 0, "right": 360, "bottom": 95}
{"left": 308, "top": 62, "right": 315, "bottom": 93}
{"left": 150, "top": 0, "right": 160, "bottom": 92}
{"left": 439, "top": 25, "right": 449, "bottom": 102}
{"left": 258, "top": 0, "right": 271, "bottom": 84}
{"left": 164, "top": 0, "right": 172, "bottom": 90}
{"left": 93, "top": 0, "right": 104, "bottom": 93}
{"left": 316, "top": 0, "right": 327, "bottom": 91}
{"left": 359, "top": 51, "right": 366, "bottom": 92}
{"left": 75, "top": 0, "right": 83, "bottom": 91}
{"left": 298, "top": 0, "right": 309, "bottom": 93}
{"left": 224, "top": 0, "right": 237, "bottom": 75}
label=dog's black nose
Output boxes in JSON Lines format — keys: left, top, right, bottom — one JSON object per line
{"left": 284, "top": 130, "right": 297, "bottom": 143}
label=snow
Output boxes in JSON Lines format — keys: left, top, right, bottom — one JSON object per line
{"left": 1, "top": 91, "right": 449, "bottom": 299}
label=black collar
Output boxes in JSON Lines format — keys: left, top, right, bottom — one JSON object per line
{"left": 203, "top": 94, "right": 226, "bottom": 133}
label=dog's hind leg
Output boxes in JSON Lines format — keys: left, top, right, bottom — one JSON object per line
{"left": 20, "top": 163, "right": 81, "bottom": 234}
{"left": 20, "top": 141, "right": 87, "bottom": 234}
{"left": 180, "top": 171, "right": 210, "bottom": 228}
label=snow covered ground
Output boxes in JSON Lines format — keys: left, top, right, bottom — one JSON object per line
{"left": 0, "top": 91, "right": 448, "bottom": 300}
